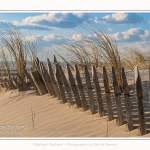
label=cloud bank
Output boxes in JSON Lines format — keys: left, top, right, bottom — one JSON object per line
{"left": 89, "top": 13, "right": 144, "bottom": 24}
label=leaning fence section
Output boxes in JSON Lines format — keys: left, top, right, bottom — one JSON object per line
{"left": 1, "top": 55, "right": 150, "bottom": 136}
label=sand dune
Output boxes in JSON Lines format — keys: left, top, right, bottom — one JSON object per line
{"left": 0, "top": 88, "right": 150, "bottom": 138}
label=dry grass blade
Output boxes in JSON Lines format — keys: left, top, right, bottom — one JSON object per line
{"left": 122, "top": 49, "right": 149, "bottom": 71}
{"left": 0, "top": 25, "right": 37, "bottom": 80}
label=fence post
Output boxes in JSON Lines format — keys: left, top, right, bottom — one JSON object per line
{"left": 112, "top": 66, "right": 124, "bottom": 125}
{"left": 36, "top": 61, "right": 49, "bottom": 92}
{"left": 67, "top": 64, "right": 82, "bottom": 108}
{"left": 103, "top": 66, "right": 113, "bottom": 121}
{"left": 59, "top": 64, "right": 73, "bottom": 104}
{"left": 75, "top": 64, "right": 88, "bottom": 111}
{"left": 35, "top": 57, "right": 42, "bottom": 75}
{"left": 85, "top": 65, "right": 96, "bottom": 115}
{"left": 47, "top": 58, "right": 61, "bottom": 100}
{"left": 40, "top": 62, "right": 57, "bottom": 97}
{"left": 24, "top": 69, "right": 40, "bottom": 93}
{"left": 134, "top": 66, "right": 147, "bottom": 135}
{"left": 122, "top": 67, "right": 134, "bottom": 131}
{"left": 54, "top": 55, "right": 58, "bottom": 63}
{"left": 55, "top": 63, "right": 67, "bottom": 103}
{"left": 16, "top": 73, "right": 27, "bottom": 89}
{"left": 9, "top": 79, "right": 17, "bottom": 89}
{"left": 30, "top": 70, "right": 48, "bottom": 95}
{"left": 24, "top": 69, "right": 33, "bottom": 83}
{"left": 92, "top": 66, "right": 104, "bottom": 117}
{"left": 12, "top": 77, "right": 24, "bottom": 91}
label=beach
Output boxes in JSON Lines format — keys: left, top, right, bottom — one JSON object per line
{"left": 0, "top": 85, "right": 150, "bottom": 138}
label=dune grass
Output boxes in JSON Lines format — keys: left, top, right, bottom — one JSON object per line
{"left": 55, "top": 26, "right": 123, "bottom": 90}
{"left": 54, "top": 26, "right": 150, "bottom": 92}
{"left": 0, "top": 25, "right": 149, "bottom": 89}
{"left": 122, "top": 49, "right": 149, "bottom": 71}
{"left": 0, "top": 25, "right": 37, "bottom": 80}
{"left": 0, "top": 47, "right": 11, "bottom": 80}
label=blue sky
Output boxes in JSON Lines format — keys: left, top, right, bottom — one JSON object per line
{"left": 0, "top": 12, "right": 150, "bottom": 60}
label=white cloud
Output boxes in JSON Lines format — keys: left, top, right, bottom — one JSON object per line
{"left": 113, "top": 32, "right": 122, "bottom": 40}
{"left": 22, "top": 12, "right": 89, "bottom": 28}
{"left": 89, "top": 13, "right": 143, "bottom": 25}
{"left": 71, "top": 33, "right": 85, "bottom": 41}
{"left": 103, "top": 13, "right": 128, "bottom": 21}
{"left": 25, "top": 36, "right": 36, "bottom": 42}
{"left": 140, "top": 30, "right": 150, "bottom": 41}
{"left": 112, "top": 28, "right": 146, "bottom": 42}
{"left": 13, "top": 20, "right": 51, "bottom": 31}
{"left": 42, "top": 34, "right": 64, "bottom": 42}
{"left": 23, "top": 13, "right": 87, "bottom": 24}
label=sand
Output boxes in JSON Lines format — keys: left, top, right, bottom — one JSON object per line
{"left": 0, "top": 68, "right": 150, "bottom": 138}
{"left": 0, "top": 88, "right": 149, "bottom": 138}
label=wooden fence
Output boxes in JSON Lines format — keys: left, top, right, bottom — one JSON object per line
{"left": 1, "top": 56, "right": 150, "bottom": 136}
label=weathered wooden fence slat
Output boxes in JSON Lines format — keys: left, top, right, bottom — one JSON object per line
{"left": 24, "top": 69, "right": 33, "bottom": 83}
{"left": 85, "top": 65, "right": 96, "bottom": 115}
{"left": 103, "top": 66, "right": 113, "bottom": 121}
{"left": 59, "top": 64, "right": 73, "bottom": 104}
{"left": 35, "top": 57, "right": 41, "bottom": 75}
{"left": 37, "top": 62, "right": 48, "bottom": 93}
{"left": 54, "top": 55, "right": 58, "bottom": 64}
{"left": 47, "top": 58, "right": 61, "bottom": 100}
{"left": 16, "top": 73, "right": 27, "bottom": 89}
{"left": 30, "top": 70, "right": 48, "bottom": 95}
{"left": 149, "top": 66, "right": 150, "bottom": 89}
{"left": 67, "top": 64, "right": 82, "bottom": 108}
{"left": 24, "top": 68, "right": 39, "bottom": 91}
{"left": 0, "top": 85, "right": 2, "bottom": 92}
{"left": 43, "top": 62, "right": 57, "bottom": 97}
{"left": 75, "top": 64, "right": 88, "bottom": 111}
{"left": 40, "top": 62, "right": 56, "bottom": 97}
{"left": 92, "top": 66, "right": 104, "bottom": 117}
{"left": 9, "top": 79, "right": 17, "bottom": 89}
{"left": 55, "top": 63, "right": 67, "bottom": 103}
{"left": 122, "top": 67, "right": 134, "bottom": 131}
{"left": 112, "top": 66, "right": 124, "bottom": 125}
{"left": 12, "top": 77, "right": 24, "bottom": 92}
{"left": 134, "top": 66, "right": 147, "bottom": 135}
{"left": 39, "top": 62, "right": 53, "bottom": 96}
